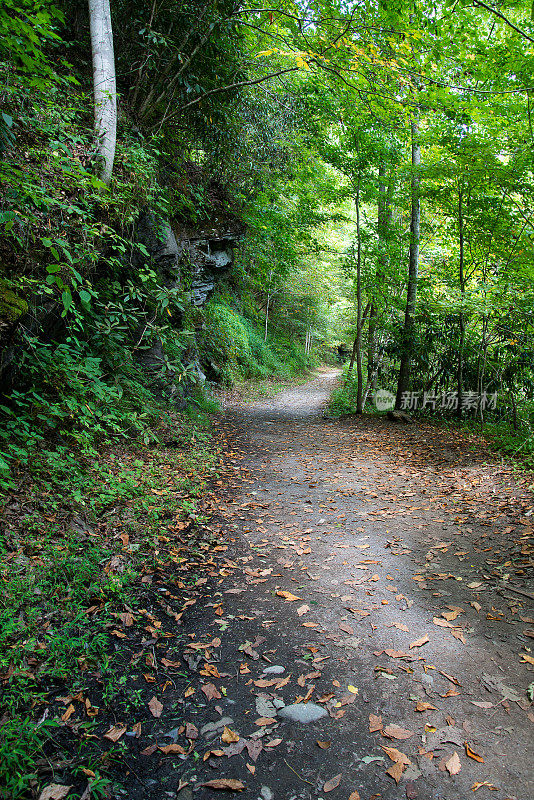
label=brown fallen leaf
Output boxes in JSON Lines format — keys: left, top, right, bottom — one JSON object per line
{"left": 160, "top": 743, "right": 187, "bottom": 755}
{"left": 445, "top": 752, "right": 461, "bottom": 775}
{"left": 348, "top": 792, "right": 361, "bottom": 800}
{"left": 323, "top": 774, "right": 342, "bottom": 792}
{"left": 276, "top": 591, "right": 301, "bottom": 601}
{"left": 184, "top": 686, "right": 195, "bottom": 698}
{"left": 369, "top": 714, "right": 383, "bottom": 732}
{"left": 264, "top": 738, "right": 283, "bottom": 748}
{"left": 297, "top": 604, "right": 310, "bottom": 616}
{"left": 185, "top": 722, "right": 198, "bottom": 740}
{"left": 201, "top": 682, "right": 222, "bottom": 700}
{"left": 222, "top": 726, "right": 240, "bottom": 744}
{"left": 383, "top": 724, "right": 414, "bottom": 740}
{"left": 103, "top": 724, "right": 127, "bottom": 742}
{"left": 381, "top": 746, "right": 411, "bottom": 765}
{"left": 255, "top": 717, "right": 277, "bottom": 726}
{"left": 409, "top": 635, "right": 429, "bottom": 649}
{"left": 388, "top": 622, "right": 409, "bottom": 632}
{"left": 148, "top": 696, "right": 163, "bottom": 718}
{"left": 61, "top": 703, "right": 76, "bottom": 722}
{"left": 415, "top": 701, "right": 437, "bottom": 712}
{"left": 199, "top": 779, "right": 245, "bottom": 791}
{"left": 465, "top": 742, "right": 484, "bottom": 763}
{"left": 471, "top": 781, "right": 499, "bottom": 791}
{"left": 140, "top": 743, "right": 159, "bottom": 756}
{"left": 317, "top": 740, "right": 331, "bottom": 749}
{"left": 339, "top": 621, "right": 354, "bottom": 635}
{"left": 38, "top": 786, "right": 72, "bottom": 800}
{"left": 386, "top": 760, "right": 406, "bottom": 784}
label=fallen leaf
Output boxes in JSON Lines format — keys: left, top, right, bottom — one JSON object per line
{"left": 160, "top": 743, "right": 187, "bottom": 754}
{"left": 276, "top": 591, "right": 301, "bottom": 601}
{"left": 415, "top": 701, "right": 437, "bottom": 712}
{"left": 148, "top": 697, "right": 163, "bottom": 718}
{"left": 339, "top": 621, "right": 354, "bottom": 635}
{"left": 381, "top": 746, "right": 411, "bottom": 765}
{"left": 255, "top": 717, "right": 277, "bottom": 726}
{"left": 184, "top": 686, "right": 195, "bottom": 698}
{"left": 39, "top": 786, "right": 72, "bottom": 800}
{"left": 348, "top": 793, "right": 361, "bottom": 800}
{"left": 323, "top": 774, "right": 342, "bottom": 792}
{"left": 317, "top": 740, "right": 331, "bottom": 749}
{"left": 264, "top": 738, "right": 282, "bottom": 748}
{"left": 465, "top": 742, "right": 484, "bottom": 763}
{"left": 386, "top": 760, "right": 406, "bottom": 784}
{"left": 201, "top": 682, "right": 222, "bottom": 700}
{"left": 369, "top": 714, "right": 383, "bottom": 732}
{"left": 383, "top": 724, "right": 414, "bottom": 740}
{"left": 103, "top": 724, "right": 126, "bottom": 742}
{"left": 222, "top": 726, "right": 240, "bottom": 744}
{"left": 199, "top": 779, "right": 245, "bottom": 791}
{"left": 471, "top": 781, "right": 499, "bottom": 791}
{"left": 445, "top": 752, "right": 461, "bottom": 775}
{"left": 297, "top": 604, "right": 310, "bottom": 616}
{"left": 409, "top": 635, "right": 429, "bottom": 649}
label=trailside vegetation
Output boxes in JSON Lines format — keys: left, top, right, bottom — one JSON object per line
{"left": 2, "top": 0, "right": 534, "bottom": 794}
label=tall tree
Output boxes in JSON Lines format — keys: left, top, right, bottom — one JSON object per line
{"left": 88, "top": 0, "right": 116, "bottom": 185}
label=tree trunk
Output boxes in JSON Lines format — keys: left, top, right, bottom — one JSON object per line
{"left": 457, "top": 184, "right": 465, "bottom": 417}
{"left": 395, "top": 116, "right": 421, "bottom": 409}
{"left": 89, "top": 0, "right": 117, "bottom": 185}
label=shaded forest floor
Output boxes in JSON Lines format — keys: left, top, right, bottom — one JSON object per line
{"left": 7, "top": 369, "right": 534, "bottom": 800}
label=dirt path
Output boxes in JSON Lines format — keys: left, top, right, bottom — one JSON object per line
{"left": 103, "top": 369, "right": 534, "bottom": 800}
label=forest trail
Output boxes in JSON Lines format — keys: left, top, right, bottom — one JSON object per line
{"left": 112, "top": 369, "right": 533, "bottom": 800}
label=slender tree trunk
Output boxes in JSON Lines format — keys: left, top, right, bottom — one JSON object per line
{"left": 457, "top": 184, "right": 465, "bottom": 417}
{"left": 395, "top": 116, "right": 421, "bottom": 409}
{"left": 264, "top": 291, "right": 270, "bottom": 342}
{"left": 89, "top": 0, "right": 117, "bottom": 185}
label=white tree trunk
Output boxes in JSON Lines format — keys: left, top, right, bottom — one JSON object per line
{"left": 89, "top": 0, "right": 117, "bottom": 185}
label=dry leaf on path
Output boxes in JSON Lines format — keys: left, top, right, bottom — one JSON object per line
{"left": 160, "top": 744, "right": 187, "bottom": 754}
{"left": 383, "top": 724, "right": 414, "bottom": 740}
{"left": 317, "top": 740, "right": 331, "bottom": 749}
{"left": 38, "top": 786, "right": 72, "bottom": 800}
{"left": 222, "top": 726, "right": 240, "bottom": 744}
{"left": 348, "top": 792, "right": 361, "bottom": 800}
{"left": 276, "top": 591, "right": 301, "bottom": 601}
{"left": 415, "top": 701, "right": 437, "bottom": 712}
{"left": 103, "top": 724, "right": 126, "bottom": 742}
{"left": 199, "top": 779, "right": 245, "bottom": 791}
{"left": 201, "top": 682, "right": 222, "bottom": 700}
{"left": 386, "top": 760, "right": 406, "bottom": 784}
{"left": 323, "top": 774, "right": 342, "bottom": 792}
{"left": 465, "top": 742, "right": 484, "bottom": 762}
{"left": 369, "top": 714, "right": 383, "bottom": 732}
{"left": 445, "top": 752, "right": 461, "bottom": 775}
{"left": 409, "top": 635, "right": 429, "bottom": 649}
{"left": 297, "top": 604, "right": 310, "bottom": 616}
{"left": 148, "top": 697, "right": 163, "bottom": 718}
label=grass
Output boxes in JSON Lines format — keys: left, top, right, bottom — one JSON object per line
{"left": 0, "top": 404, "right": 219, "bottom": 799}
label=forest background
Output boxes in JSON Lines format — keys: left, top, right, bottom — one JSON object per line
{"left": 1, "top": 0, "right": 534, "bottom": 794}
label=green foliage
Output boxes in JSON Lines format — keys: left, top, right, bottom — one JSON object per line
{"left": 202, "top": 300, "right": 315, "bottom": 385}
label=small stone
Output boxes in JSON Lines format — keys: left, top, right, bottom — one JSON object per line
{"left": 262, "top": 665, "right": 285, "bottom": 674}
{"left": 278, "top": 703, "right": 328, "bottom": 723}
{"left": 260, "top": 787, "right": 273, "bottom": 800}
{"left": 200, "top": 717, "right": 234, "bottom": 738}
{"left": 256, "top": 697, "right": 277, "bottom": 717}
